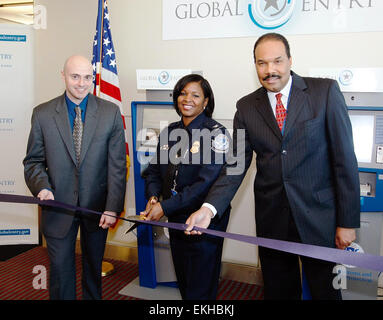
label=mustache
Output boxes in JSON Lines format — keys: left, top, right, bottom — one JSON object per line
{"left": 263, "top": 74, "right": 281, "bottom": 81}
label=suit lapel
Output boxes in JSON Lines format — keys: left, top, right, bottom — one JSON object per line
{"left": 54, "top": 94, "right": 77, "bottom": 165}
{"left": 79, "top": 94, "right": 98, "bottom": 165}
{"left": 255, "top": 88, "right": 282, "bottom": 141}
{"left": 283, "top": 72, "right": 308, "bottom": 138}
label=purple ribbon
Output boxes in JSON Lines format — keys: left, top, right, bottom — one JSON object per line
{"left": 1, "top": 193, "right": 383, "bottom": 272}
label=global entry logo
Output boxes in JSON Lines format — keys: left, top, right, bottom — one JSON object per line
{"left": 249, "top": 0, "right": 296, "bottom": 30}
{"left": 158, "top": 71, "right": 170, "bottom": 85}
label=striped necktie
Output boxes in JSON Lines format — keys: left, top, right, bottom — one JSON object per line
{"left": 73, "top": 106, "right": 83, "bottom": 165}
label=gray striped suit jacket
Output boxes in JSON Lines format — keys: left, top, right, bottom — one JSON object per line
{"left": 23, "top": 93, "right": 127, "bottom": 239}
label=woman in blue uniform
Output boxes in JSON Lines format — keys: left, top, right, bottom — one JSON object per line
{"left": 141, "top": 74, "right": 231, "bottom": 300}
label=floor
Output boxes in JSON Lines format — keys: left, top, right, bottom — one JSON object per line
{"left": 0, "top": 246, "right": 263, "bottom": 300}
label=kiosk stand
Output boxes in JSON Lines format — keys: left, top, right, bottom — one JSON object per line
{"left": 119, "top": 92, "right": 181, "bottom": 299}
{"left": 119, "top": 69, "right": 198, "bottom": 299}
{"left": 341, "top": 91, "right": 383, "bottom": 300}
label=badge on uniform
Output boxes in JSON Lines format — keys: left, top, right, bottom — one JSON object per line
{"left": 212, "top": 134, "right": 229, "bottom": 153}
{"left": 190, "top": 141, "right": 200, "bottom": 154}
{"left": 160, "top": 144, "right": 169, "bottom": 151}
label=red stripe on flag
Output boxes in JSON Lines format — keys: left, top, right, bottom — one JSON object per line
{"left": 96, "top": 73, "right": 101, "bottom": 86}
{"left": 100, "top": 79, "right": 122, "bottom": 101}
{"left": 121, "top": 115, "right": 127, "bottom": 130}
{"left": 125, "top": 143, "right": 129, "bottom": 156}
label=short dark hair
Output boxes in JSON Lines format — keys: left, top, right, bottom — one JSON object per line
{"left": 172, "top": 74, "right": 215, "bottom": 118}
{"left": 253, "top": 33, "right": 291, "bottom": 63}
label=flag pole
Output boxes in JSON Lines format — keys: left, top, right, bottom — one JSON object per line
{"left": 92, "top": 0, "right": 129, "bottom": 277}
{"left": 98, "top": 0, "right": 114, "bottom": 277}
{"left": 98, "top": 0, "right": 104, "bottom": 92}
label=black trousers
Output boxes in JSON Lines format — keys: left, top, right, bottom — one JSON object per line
{"left": 44, "top": 215, "right": 108, "bottom": 300}
{"left": 169, "top": 229, "right": 224, "bottom": 300}
{"left": 259, "top": 208, "right": 342, "bottom": 300}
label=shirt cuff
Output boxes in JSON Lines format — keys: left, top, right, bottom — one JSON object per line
{"left": 202, "top": 203, "right": 217, "bottom": 218}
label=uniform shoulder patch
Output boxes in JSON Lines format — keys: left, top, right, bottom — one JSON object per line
{"left": 212, "top": 133, "right": 229, "bottom": 153}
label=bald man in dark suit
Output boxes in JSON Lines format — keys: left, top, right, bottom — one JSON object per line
{"left": 186, "top": 33, "right": 360, "bottom": 300}
{"left": 24, "top": 55, "right": 126, "bottom": 300}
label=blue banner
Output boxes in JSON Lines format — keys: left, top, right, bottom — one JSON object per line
{"left": 0, "top": 34, "right": 26, "bottom": 42}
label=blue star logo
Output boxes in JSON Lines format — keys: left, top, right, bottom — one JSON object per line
{"left": 248, "top": 0, "right": 296, "bottom": 30}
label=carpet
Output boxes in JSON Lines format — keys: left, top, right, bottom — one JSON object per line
{"left": 0, "top": 246, "right": 263, "bottom": 300}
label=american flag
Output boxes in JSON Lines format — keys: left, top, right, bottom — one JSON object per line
{"left": 92, "top": 0, "right": 130, "bottom": 173}
{"left": 92, "top": 0, "right": 130, "bottom": 228}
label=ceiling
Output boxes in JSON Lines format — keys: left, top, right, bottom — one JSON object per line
{"left": 0, "top": 1, "right": 34, "bottom": 25}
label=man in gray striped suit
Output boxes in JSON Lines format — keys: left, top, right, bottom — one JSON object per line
{"left": 24, "top": 55, "right": 126, "bottom": 299}
{"left": 185, "top": 33, "right": 360, "bottom": 300}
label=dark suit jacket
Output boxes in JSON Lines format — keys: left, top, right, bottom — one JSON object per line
{"left": 205, "top": 72, "right": 360, "bottom": 247}
{"left": 23, "top": 93, "right": 127, "bottom": 239}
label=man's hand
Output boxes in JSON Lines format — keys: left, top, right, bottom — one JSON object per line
{"left": 37, "top": 189, "right": 54, "bottom": 201}
{"left": 99, "top": 211, "right": 117, "bottom": 229}
{"left": 140, "top": 202, "right": 164, "bottom": 221}
{"left": 185, "top": 207, "right": 213, "bottom": 235}
{"left": 335, "top": 227, "right": 356, "bottom": 250}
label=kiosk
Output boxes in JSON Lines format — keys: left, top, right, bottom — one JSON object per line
{"left": 341, "top": 91, "right": 383, "bottom": 300}
{"left": 119, "top": 99, "right": 182, "bottom": 299}
{"left": 131, "top": 100, "right": 180, "bottom": 289}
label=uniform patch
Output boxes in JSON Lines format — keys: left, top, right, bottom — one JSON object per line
{"left": 212, "top": 134, "right": 229, "bottom": 153}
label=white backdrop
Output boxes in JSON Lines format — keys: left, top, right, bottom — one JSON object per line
{"left": 163, "top": 0, "right": 383, "bottom": 40}
{"left": 0, "top": 24, "right": 38, "bottom": 245}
